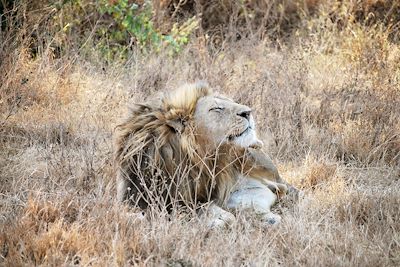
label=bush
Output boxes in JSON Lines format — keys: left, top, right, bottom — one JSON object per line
{"left": 98, "top": 0, "right": 198, "bottom": 59}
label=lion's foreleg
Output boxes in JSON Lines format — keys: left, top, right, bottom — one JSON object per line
{"left": 246, "top": 148, "right": 300, "bottom": 199}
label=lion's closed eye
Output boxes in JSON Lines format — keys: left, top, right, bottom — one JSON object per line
{"left": 209, "top": 106, "right": 225, "bottom": 112}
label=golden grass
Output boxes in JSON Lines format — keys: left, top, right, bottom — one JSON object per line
{"left": 1, "top": 1, "right": 400, "bottom": 266}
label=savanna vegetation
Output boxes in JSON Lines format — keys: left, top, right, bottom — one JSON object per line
{"left": 0, "top": 0, "right": 399, "bottom": 266}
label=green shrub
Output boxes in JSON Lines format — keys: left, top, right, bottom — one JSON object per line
{"left": 98, "top": 0, "right": 198, "bottom": 60}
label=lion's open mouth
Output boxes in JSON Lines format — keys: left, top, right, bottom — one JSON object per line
{"left": 228, "top": 127, "right": 251, "bottom": 141}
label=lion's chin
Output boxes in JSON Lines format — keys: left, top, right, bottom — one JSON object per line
{"left": 231, "top": 129, "right": 263, "bottom": 149}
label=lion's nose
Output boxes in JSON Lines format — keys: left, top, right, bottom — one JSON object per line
{"left": 237, "top": 110, "right": 251, "bottom": 120}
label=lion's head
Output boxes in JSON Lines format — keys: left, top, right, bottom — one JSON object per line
{"left": 115, "top": 82, "right": 263, "bottom": 209}
{"left": 163, "top": 82, "right": 263, "bottom": 151}
{"left": 193, "top": 90, "right": 262, "bottom": 150}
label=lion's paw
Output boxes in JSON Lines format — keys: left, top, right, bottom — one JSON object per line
{"left": 203, "top": 204, "right": 236, "bottom": 229}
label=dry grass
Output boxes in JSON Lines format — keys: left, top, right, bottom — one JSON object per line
{"left": 1, "top": 0, "right": 400, "bottom": 266}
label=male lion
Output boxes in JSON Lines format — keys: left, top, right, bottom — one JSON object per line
{"left": 115, "top": 82, "right": 297, "bottom": 226}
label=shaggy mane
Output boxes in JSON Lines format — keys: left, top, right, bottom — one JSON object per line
{"left": 115, "top": 82, "right": 239, "bottom": 210}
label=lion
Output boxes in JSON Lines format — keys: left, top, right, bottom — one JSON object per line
{"left": 115, "top": 82, "right": 297, "bottom": 227}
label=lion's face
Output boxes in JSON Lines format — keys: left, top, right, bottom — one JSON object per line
{"left": 194, "top": 95, "right": 263, "bottom": 149}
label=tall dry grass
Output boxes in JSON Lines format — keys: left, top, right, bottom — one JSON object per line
{"left": 1, "top": 0, "right": 399, "bottom": 266}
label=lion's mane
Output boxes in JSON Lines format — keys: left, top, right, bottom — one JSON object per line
{"left": 115, "top": 83, "right": 248, "bottom": 210}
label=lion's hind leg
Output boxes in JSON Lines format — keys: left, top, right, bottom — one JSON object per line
{"left": 227, "top": 178, "right": 281, "bottom": 225}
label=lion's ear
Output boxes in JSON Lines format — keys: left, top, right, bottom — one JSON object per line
{"left": 166, "top": 118, "right": 185, "bottom": 134}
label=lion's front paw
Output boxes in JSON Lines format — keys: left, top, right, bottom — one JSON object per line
{"left": 207, "top": 215, "right": 235, "bottom": 229}
{"left": 203, "top": 204, "right": 236, "bottom": 229}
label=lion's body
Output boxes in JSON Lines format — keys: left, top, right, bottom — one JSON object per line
{"left": 115, "top": 82, "right": 295, "bottom": 225}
